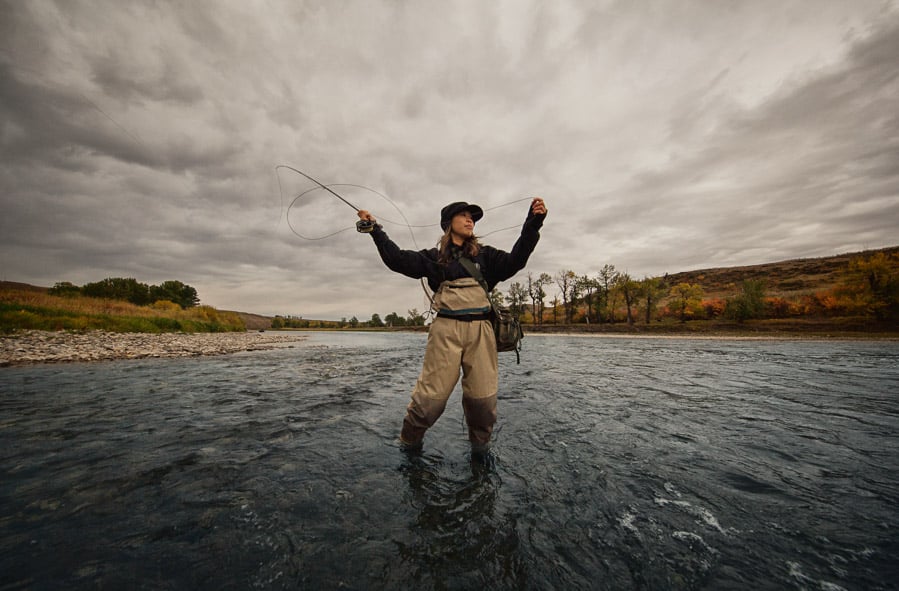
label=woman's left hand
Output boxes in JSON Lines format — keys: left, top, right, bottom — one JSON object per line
{"left": 530, "top": 197, "right": 547, "bottom": 216}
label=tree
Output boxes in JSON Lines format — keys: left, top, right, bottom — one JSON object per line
{"left": 349, "top": 316, "right": 360, "bottom": 328}
{"left": 527, "top": 272, "right": 551, "bottom": 325}
{"left": 48, "top": 282, "right": 81, "bottom": 297}
{"left": 576, "top": 275, "right": 599, "bottom": 324}
{"left": 597, "top": 264, "right": 619, "bottom": 323}
{"left": 614, "top": 272, "right": 639, "bottom": 325}
{"left": 839, "top": 252, "right": 899, "bottom": 319}
{"left": 82, "top": 277, "right": 151, "bottom": 305}
{"left": 407, "top": 308, "right": 426, "bottom": 326}
{"left": 555, "top": 269, "right": 577, "bottom": 324}
{"left": 640, "top": 276, "right": 667, "bottom": 324}
{"left": 506, "top": 282, "right": 528, "bottom": 318}
{"left": 369, "top": 313, "right": 384, "bottom": 327}
{"left": 150, "top": 280, "right": 199, "bottom": 309}
{"left": 724, "top": 280, "right": 766, "bottom": 322}
{"left": 384, "top": 312, "right": 406, "bottom": 327}
{"left": 550, "top": 295, "right": 560, "bottom": 324}
{"left": 489, "top": 288, "right": 504, "bottom": 309}
{"left": 669, "top": 283, "right": 704, "bottom": 322}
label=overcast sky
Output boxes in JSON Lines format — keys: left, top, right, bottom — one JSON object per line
{"left": 2, "top": 1, "right": 898, "bottom": 319}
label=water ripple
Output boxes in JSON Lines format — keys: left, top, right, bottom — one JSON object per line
{"left": 1, "top": 333, "right": 897, "bottom": 590}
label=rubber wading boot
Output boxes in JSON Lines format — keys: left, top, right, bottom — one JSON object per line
{"left": 398, "top": 436, "right": 423, "bottom": 454}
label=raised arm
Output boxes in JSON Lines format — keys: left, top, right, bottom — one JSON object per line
{"left": 357, "top": 210, "right": 435, "bottom": 280}
{"left": 483, "top": 198, "right": 548, "bottom": 288}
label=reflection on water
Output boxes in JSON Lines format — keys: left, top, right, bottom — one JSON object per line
{"left": 1, "top": 332, "right": 898, "bottom": 590}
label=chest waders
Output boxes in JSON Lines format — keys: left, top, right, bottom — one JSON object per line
{"left": 400, "top": 277, "right": 499, "bottom": 450}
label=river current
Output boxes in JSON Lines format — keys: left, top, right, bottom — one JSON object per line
{"left": 1, "top": 332, "right": 897, "bottom": 590}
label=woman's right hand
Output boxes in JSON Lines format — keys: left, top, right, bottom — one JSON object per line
{"left": 356, "top": 209, "right": 378, "bottom": 234}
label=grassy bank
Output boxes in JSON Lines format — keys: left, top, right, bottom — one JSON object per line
{"left": 0, "top": 289, "right": 246, "bottom": 333}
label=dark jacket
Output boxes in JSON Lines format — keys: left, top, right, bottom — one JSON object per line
{"left": 370, "top": 209, "right": 545, "bottom": 292}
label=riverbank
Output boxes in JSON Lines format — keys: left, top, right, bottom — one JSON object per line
{"left": 3, "top": 322, "right": 897, "bottom": 367}
{"left": 522, "top": 317, "right": 899, "bottom": 339}
{"left": 0, "top": 330, "right": 308, "bottom": 367}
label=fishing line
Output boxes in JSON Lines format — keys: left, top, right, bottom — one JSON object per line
{"left": 276, "top": 165, "right": 422, "bottom": 247}
{"left": 276, "top": 164, "right": 435, "bottom": 309}
{"left": 2, "top": 57, "right": 152, "bottom": 153}
{"left": 276, "top": 165, "right": 362, "bottom": 212}
{"left": 277, "top": 165, "right": 532, "bottom": 243}
{"left": 276, "top": 165, "right": 538, "bottom": 314}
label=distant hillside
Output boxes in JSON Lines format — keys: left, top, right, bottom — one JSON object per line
{"left": 0, "top": 281, "right": 48, "bottom": 293}
{"left": 233, "top": 312, "right": 273, "bottom": 331}
{"left": 660, "top": 246, "right": 899, "bottom": 299}
{"left": 5, "top": 245, "right": 896, "bottom": 325}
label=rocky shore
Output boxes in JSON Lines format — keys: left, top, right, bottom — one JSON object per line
{"left": 0, "top": 330, "right": 308, "bottom": 367}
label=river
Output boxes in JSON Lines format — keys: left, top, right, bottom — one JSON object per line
{"left": 1, "top": 332, "right": 897, "bottom": 590}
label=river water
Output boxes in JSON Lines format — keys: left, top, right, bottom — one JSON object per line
{"left": 1, "top": 332, "right": 897, "bottom": 590}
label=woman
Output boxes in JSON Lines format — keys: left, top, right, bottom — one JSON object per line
{"left": 357, "top": 197, "right": 547, "bottom": 453}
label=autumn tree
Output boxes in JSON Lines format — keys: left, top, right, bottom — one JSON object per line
{"left": 614, "top": 272, "right": 639, "bottom": 325}
{"left": 506, "top": 282, "right": 529, "bottom": 318}
{"left": 576, "top": 275, "right": 599, "bottom": 324}
{"left": 550, "top": 295, "right": 561, "bottom": 324}
{"left": 566, "top": 274, "right": 581, "bottom": 323}
{"left": 555, "top": 269, "right": 578, "bottom": 324}
{"left": 839, "top": 252, "right": 899, "bottom": 319}
{"left": 527, "top": 272, "right": 550, "bottom": 325}
{"left": 639, "top": 276, "right": 667, "bottom": 324}
{"left": 724, "top": 280, "right": 766, "bottom": 322}
{"left": 597, "top": 264, "right": 619, "bottom": 323}
{"left": 669, "top": 283, "right": 704, "bottom": 322}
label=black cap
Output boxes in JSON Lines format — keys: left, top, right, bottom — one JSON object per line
{"left": 440, "top": 202, "right": 484, "bottom": 231}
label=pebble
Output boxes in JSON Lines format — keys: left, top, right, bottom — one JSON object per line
{"left": 0, "top": 330, "right": 307, "bottom": 367}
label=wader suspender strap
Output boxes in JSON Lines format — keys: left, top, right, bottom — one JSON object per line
{"left": 458, "top": 257, "right": 523, "bottom": 364}
{"left": 457, "top": 257, "right": 490, "bottom": 296}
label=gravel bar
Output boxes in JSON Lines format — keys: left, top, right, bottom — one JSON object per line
{"left": 0, "top": 330, "right": 308, "bottom": 367}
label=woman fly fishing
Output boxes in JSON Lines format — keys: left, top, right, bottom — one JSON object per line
{"left": 357, "top": 197, "right": 547, "bottom": 455}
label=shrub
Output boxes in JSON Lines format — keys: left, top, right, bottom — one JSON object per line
{"left": 724, "top": 280, "right": 766, "bottom": 322}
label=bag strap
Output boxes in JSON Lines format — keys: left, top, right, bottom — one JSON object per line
{"left": 460, "top": 256, "right": 522, "bottom": 363}
{"left": 457, "top": 257, "right": 491, "bottom": 301}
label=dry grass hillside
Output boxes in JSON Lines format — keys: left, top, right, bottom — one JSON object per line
{"left": 660, "top": 246, "right": 899, "bottom": 299}
{"left": 4, "top": 245, "right": 897, "bottom": 335}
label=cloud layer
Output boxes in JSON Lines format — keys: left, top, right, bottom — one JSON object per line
{"left": 2, "top": 0, "right": 897, "bottom": 318}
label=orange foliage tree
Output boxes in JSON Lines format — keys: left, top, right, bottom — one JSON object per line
{"left": 837, "top": 252, "right": 899, "bottom": 319}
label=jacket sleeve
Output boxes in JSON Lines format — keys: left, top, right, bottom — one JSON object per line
{"left": 482, "top": 208, "right": 546, "bottom": 290}
{"left": 369, "top": 225, "right": 435, "bottom": 280}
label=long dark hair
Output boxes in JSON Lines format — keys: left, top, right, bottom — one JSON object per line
{"left": 437, "top": 226, "right": 481, "bottom": 264}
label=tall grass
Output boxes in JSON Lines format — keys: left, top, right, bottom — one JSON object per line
{"left": 0, "top": 289, "right": 245, "bottom": 333}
